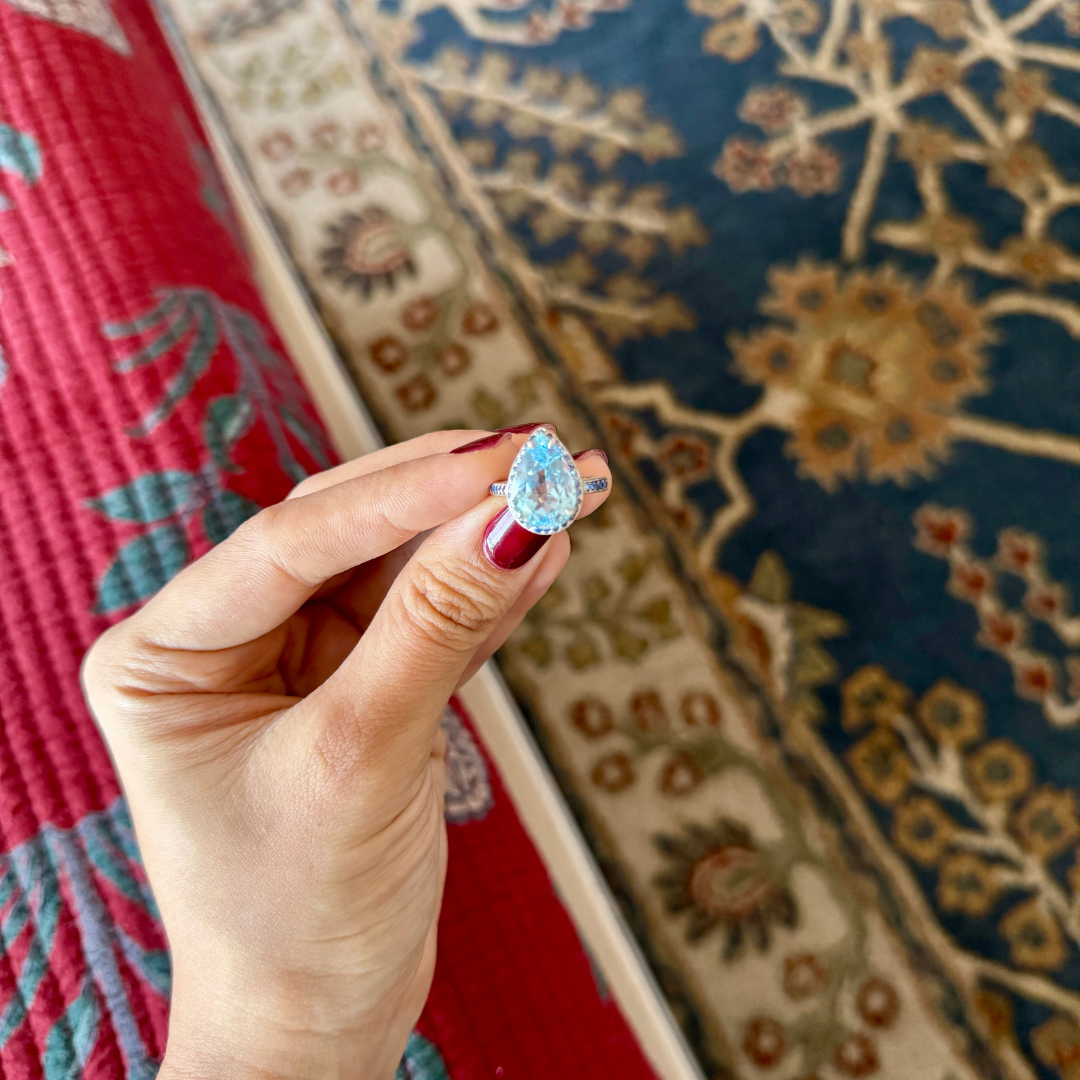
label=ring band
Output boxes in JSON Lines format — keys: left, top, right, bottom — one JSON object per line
{"left": 491, "top": 477, "right": 608, "bottom": 497}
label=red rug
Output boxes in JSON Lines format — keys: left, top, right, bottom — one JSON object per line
{"left": 0, "top": 3, "right": 655, "bottom": 1075}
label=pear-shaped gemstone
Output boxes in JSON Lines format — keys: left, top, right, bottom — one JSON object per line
{"left": 506, "top": 427, "right": 583, "bottom": 535}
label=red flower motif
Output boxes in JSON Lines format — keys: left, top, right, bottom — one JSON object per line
{"left": 526, "top": 11, "right": 551, "bottom": 40}
{"left": 591, "top": 752, "right": 635, "bottom": 792}
{"left": 310, "top": 120, "right": 341, "bottom": 149}
{"left": 834, "top": 1034, "right": 879, "bottom": 1078}
{"left": 559, "top": 0, "right": 588, "bottom": 27}
{"left": 401, "top": 296, "right": 440, "bottom": 331}
{"left": 462, "top": 302, "right": 499, "bottom": 336}
{"left": 977, "top": 611, "right": 1026, "bottom": 652}
{"left": 258, "top": 131, "right": 294, "bottom": 161}
{"left": 783, "top": 953, "right": 828, "bottom": 1000}
{"left": 604, "top": 412, "right": 642, "bottom": 455}
{"left": 657, "top": 435, "right": 711, "bottom": 481}
{"left": 715, "top": 137, "right": 778, "bottom": 193}
{"left": 740, "top": 87, "right": 807, "bottom": 134}
{"left": 857, "top": 977, "right": 900, "bottom": 1028}
{"left": 1017, "top": 657, "right": 1057, "bottom": 701}
{"left": 631, "top": 691, "right": 668, "bottom": 731}
{"left": 395, "top": 374, "right": 436, "bottom": 412}
{"left": 743, "top": 1017, "right": 786, "bottom": 1069}
{"left": 326, "top": 167, "right": 362, "bottom": 196}
{"left": 354, "top": 123, "right": 385, "bottom": 153}
{"left": 369, "top": 335, "right": 408, "bottom": 373}
{"left": 948, "top": 559, "right": 994, "bottom": 601}
{"left": 280, "top": 168, "right": 313, "bottom": 197}
{"left": 570, "top": 698, "right": 614, "bottom": 738}
{"left": 998, "top": 527, "right": 1043, "bottom": 575}
{"left": 681, "top": 692, "right": 721, "bottom": 728}
{"left": 914, "top": 505, "right": 970, "bottom": 555}
{"left": 783, "top": 143, "right": 843, "bottom": 197}
{"left": 437, "top": 343, "right": 471, "bottom": 377}
{"left": 659, "top": 754, "right": 703, "bottom": 796}
{"left": 1026, "top": 584, "right": 1066, "bottom": 621}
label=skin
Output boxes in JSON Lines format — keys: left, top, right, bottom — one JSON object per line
{"left": 81, "top": 428, "right": 611, "bottom": 1080}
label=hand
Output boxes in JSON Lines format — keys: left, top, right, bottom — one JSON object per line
{"left": 82, "top": 426, "right": 611, "bottom": 1080}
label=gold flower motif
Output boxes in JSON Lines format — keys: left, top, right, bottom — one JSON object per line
{"left": 691, "top": 0, "right": 820, "bottom": 62}
{"left": 893, "top": 795, "right": 958, "bottom": 865}
{"left": 967, "top": 740, "right": 1034, "bottom": 803}
{"left": 1014, "top": 787, "right": 1080, "bottom": 861}
{"left": 702, "top": 14, "right": 759, "bottom": 60}
{"left": 841, "top": 664, "right": 910, "bottom": 730}
{"left": 937, "top": 851, "right": 1000, "bottom": 916}
{"left": 916, "top": 679, "right": 984, "bottom": 748}
{"left": 908, "top": 47, "right": 963, "bottom": 90}
{"left": 1000, "top": 898, "right": 1068, "bottom": 970}
{"left": 1000, "top": 237, "right": 1077, "bottom": 289}
{"left": 913, "top": 0, "right": 967, "bottom": 38}
{"left": 987, "top": 143, "right": 1055, "bottom": 201}
{"left": 897, "top": 121, "right": 959, "bottom": 168}
{"left": 848, "top": 727, "right": 912, "bottom": 804}
{"left": 1032, "top": 1014, "right": 1080, "bottom": 1080}
{"left": 996, "top": 68, "right": 1052, "bottom": 116}
{"left": 739, "top": 87, "right": 807, "bottom": 134}
{"left": 731, "top": 261, "right": 992, "bottom": 489}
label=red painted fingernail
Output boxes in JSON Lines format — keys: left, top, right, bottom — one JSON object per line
{"left": 450, "top": 431, "right": 511, "bottom": 454}
{"left": 450, "top": 422, "right": 551, "bottom": 454}
{"left": 572, "top": 448, "right": 608, "bottom": 464}
{"left": 482, "top": 507, "right": 550, "bottom": 570}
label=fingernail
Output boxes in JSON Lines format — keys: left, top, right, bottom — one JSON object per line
{"left": 573, "top": 448, "right": 608, "bottom": 464}
{"left": 450, "top": 422, "right": 551, "bottom": 454}
{"left": 483, "top": 507, "right": 550, "bottom": 570}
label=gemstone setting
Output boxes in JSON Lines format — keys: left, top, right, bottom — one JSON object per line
{"left": 505, "top": 426, "right": 584, "bottom": 535}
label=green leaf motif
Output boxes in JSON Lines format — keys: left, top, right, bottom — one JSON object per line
{"left": 205, "top": 394, "right": 255, "bottom": 470}
{"left": 395, "top": 1032, "right": 449, "bottom": 1080}
{"left": 86, "top": 471, "right": 196, "bottom": 523}
{"left": 42, "top": 976, "right": 99, "bottom": 1079}
{"left": 203, "top": 490, "right": 261, "bottom": 546}
{"left": 281, "top": 404, "right": 332, "bottom": 472}
{"left": 94, "top": 525, "right": 190, "bottom": 614}
{"left": 0, "top": 124, "right": 42, "bottom": 187}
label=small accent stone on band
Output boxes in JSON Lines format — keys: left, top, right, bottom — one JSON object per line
{"left": 490, "top": 477, "right": 608, "bottom": 497}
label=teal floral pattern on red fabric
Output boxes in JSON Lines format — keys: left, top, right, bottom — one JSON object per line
{"left": 0, "top": 801, "right": 166, "bottom": 1080}
{"left": 88, "top": 287, "right": 332, "bottom": 614}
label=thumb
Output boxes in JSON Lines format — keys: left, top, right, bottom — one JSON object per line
{"left": 292, "top": 493, "right": 569, "bottom": 804}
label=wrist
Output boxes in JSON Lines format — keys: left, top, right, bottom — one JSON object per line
{"left": 160, "top": 969, "right": 412, "bottom": 1080}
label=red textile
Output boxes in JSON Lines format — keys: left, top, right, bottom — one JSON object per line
{"left": 0, "top": 1, "right": 656, "bottom": 1076}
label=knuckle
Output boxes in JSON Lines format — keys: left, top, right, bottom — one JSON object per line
{"left": 399, "top": 558, "right": 506, "bottom": 652}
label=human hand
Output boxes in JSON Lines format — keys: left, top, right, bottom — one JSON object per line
{"left": 81, "top": 425, "right": 611, "bottom": 1080}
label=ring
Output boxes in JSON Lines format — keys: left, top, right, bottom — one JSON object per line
{"left": 489, "top": 479, "right": 609, "bottom": 497}
{"left": 489, "top": 425, "right": 609, "bottom": 535}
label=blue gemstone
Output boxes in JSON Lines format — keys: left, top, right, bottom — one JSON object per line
{"left": 506, "top": 427, "right": 583, "bottom": 535}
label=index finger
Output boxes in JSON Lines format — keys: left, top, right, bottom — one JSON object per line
{"left": 126, "top": 437, "right": 522, "bottom": 652}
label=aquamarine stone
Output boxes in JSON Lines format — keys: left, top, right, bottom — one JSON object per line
{"left": 506, "top": 427, "right": 583, "bottom": 535}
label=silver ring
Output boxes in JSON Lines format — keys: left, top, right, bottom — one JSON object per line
{"left": 489, "top": 478, "right": 608, "bottom": 497}
{"left": 490, "top": 425, "right": 609, "bottom": 535}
